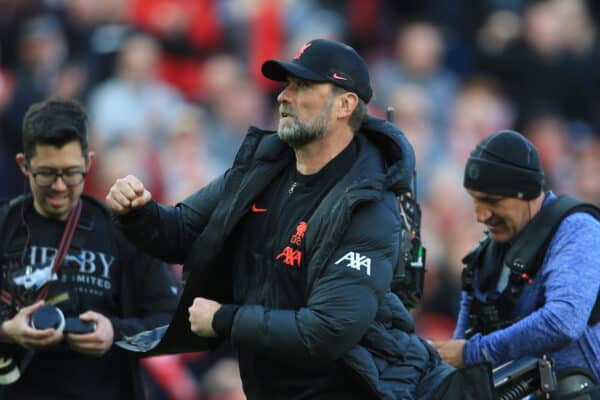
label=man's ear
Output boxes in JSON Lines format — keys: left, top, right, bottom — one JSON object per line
{"left": 86, "top": 151, "right": 95, "bottom": 170}
{"left": 337, "top": 92, "right": 359, "bottom": 119}
{"left": 15, "top": 153, "right": 28, "bottom": 176}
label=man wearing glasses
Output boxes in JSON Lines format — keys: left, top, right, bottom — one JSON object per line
{"left": 0, "top": 99, "right": 177, "bottom": 399}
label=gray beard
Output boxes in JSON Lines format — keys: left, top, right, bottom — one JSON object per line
{"left": 277, "top": 98, "right": 333, "bottom": 148}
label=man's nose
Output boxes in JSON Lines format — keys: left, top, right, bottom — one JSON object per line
{"left": 51, "top": 175, "right": 68, "bottom": 190}
{"left": 474, "top": 204, "right": 491, "bottom": 224}
{"left": 277, "top": 85, "right": 292, "bottom": 103}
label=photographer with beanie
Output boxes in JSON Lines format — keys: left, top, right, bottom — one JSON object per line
{"left": 432, "top": 130, "right": 600, "bottom": 397}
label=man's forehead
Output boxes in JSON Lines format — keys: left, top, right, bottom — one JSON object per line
{"left": 29, "top": 142, "right": 86, "bottom": 164}
{"left": 287, "top": 76, "right": 332, "bottom": 88}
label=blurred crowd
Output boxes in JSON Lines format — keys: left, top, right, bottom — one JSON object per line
{"left": 1, "top": 0, "right": 600, "bottom": 399}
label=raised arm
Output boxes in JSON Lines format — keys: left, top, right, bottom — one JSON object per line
{"left": 106, "top": 174, "right": 226, "bottom": 264}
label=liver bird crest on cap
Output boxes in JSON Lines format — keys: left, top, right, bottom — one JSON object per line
{"left": 294, "top": 43, "right": 312, "bottom": 60}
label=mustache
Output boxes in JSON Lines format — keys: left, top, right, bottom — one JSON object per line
{"left": 279, "top": 106, "right": 297, "bottom": 118}
{"left": 484, "top": 217, "right": 503, "bottom": 226}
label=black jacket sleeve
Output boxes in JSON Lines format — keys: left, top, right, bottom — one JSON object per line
{"left": 116, "top": 174, "right": 226, "bottom": 264}
{"left": 226, "top": 198, "right": 400, "bottom": 362}
{"left": 109, "top": 233, "right": 180, "bottom": 339}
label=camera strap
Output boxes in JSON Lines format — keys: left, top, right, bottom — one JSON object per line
{"left": 36, "top": 200, "right": 82, "bottom": 301}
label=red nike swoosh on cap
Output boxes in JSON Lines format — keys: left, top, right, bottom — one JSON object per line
{"left": 332, "top": 73, "right": 348, "bottom": 80}
{"left": 251, "top": 203, "right": 268, "bottom": 213}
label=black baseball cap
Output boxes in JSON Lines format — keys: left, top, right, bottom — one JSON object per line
{"left": 261, "top": 38, "right": 373, "bottom": 103}
{"left": 464, "top": 130, "right": 545, "bottom": 200}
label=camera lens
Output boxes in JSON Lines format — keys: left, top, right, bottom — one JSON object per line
{"left": 30, "top": 305, "right": 65, "bottom": 332}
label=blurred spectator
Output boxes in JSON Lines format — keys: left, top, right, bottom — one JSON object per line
{"left": 200, "top": 53, "right": 269, "bottom": 165}
{"left": 6, "top": 15, "right": 69, "bottom": 124}
{"left": 2, "top": 14, "right": 70, "bottom": 199}
{"left": 0, "top": 53, "right": 17, "bottom": 200}
{"left": 524, "top": 112, "right": 574, "bottom": 195}
{"left": 129, "top": 0, "right": 224, "bottom": 99}
{"left": 87, "top": 32, "right": 184, "bottom": 149}
{"left": 446, "top": 76, "right": 515, "bottom": 164}
{"left": 372, "top": 21, "right": 458, "bottom": 134}
{"left": 160, "top": 106, "right": 227, "bottom": 204}
{"left": 386, "top": 83, "right": 443, "bottom": 199}
{"left": 573, "top": 136, "right": 600, "bottom": 205}
{"left": 58, "top": 0, "right": 132, "bottom": 91}
{"left": 555, "top": 0, "right": 600, "bottom": 132}
{"left": 201, "top": 358, "right": 246, "bottom": 400}
{"left": 476, "top": 0, "right": 571, "bottom": 126}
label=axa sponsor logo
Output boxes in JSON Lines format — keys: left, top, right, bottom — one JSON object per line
{"left": 276, "top": 246, "right": 302, "bottom": 267}
{"left": 275, "top": 221, "right": 307, "bottom": 268}
{"left": 335, "top": 251, "right": 371, "bottom": 276}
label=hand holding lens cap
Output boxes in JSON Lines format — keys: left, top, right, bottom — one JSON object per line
{"left": 30, "top": 305, "right": 65, "bottom": 332}
{"left": 30, "top": 305, "right": 96, "bottom": 333}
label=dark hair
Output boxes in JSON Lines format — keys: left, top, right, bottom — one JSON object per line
{"left": 22, "top": 98, "right": 89, "bottom": 161}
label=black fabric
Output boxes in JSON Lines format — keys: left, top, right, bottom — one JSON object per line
{"left": 0, "top": 195, "right": 178, "bottom": 400}
{"left": 427, "top": 363, "right": 495, "bottom": 400}
{"left": 464, "top": 129, "right": 544, "bottom": 199}
{"left": 212, "top": 304, "right": 239, "bottom": 337}
{"left": 261, "top": 39, "right": 373, "bottom": 102}
{"left": 223, "top": 139, "right": 360, "bottom": 398}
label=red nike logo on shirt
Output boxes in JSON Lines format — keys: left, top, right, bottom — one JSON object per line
{"left": 251, "top": 203, "right": 268, "bottom": 213}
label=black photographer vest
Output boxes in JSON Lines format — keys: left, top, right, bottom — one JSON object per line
{"left": 461, "top": 195, "right": 600, "bottom": 338}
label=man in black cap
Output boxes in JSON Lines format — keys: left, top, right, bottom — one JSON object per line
{"left": 104, "top": 38, "right": 490, "bottom": 399}
{"left": 433, "top": 130, "right": 600, "bottom": 396}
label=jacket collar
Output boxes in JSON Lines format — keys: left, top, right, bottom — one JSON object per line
{"left": 247, "top": 115, "right": 415, "bottom": 195}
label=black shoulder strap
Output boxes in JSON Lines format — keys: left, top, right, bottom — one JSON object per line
{"left": 68, "top": 194, "right": 111, "bottom": 250}
{"left": 505, "top": 195, "right": 600, "bottom": 276}
{"left": 505, "top": 195, "right": 600, "bottom": 325}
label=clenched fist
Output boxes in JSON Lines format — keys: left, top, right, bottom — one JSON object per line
{"left": 188, "top": 297, "right": 221, "bottom": 338}
{"left": 105, "top": 175, "right": 152, "bottom": 215}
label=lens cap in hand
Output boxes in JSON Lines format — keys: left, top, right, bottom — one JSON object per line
{"left": 30, "top": 305, "right": 65, "bottom": 332}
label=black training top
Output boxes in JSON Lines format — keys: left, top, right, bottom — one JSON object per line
{"left": 223, "top": 139, "right": 372, "bottom": 399}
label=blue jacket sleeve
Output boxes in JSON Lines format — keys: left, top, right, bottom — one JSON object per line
{"left": 225, "top": 199, "right": 400, "bottom": 362}
{"left": 464, "top": 213, "right": 600, "bottom": 366}
{"left": 453, "top": 291, "right": 470, "bottom": 340}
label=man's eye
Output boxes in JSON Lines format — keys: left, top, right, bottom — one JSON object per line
{"left": 64, "top": 170, "right": 83, "bottom": 178}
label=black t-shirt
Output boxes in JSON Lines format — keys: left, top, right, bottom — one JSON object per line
{"left": 2, "top": 202, "right": 130, "bottom": 400}
{"left": 228, "top": 139, "right": 373, "bottom": 399}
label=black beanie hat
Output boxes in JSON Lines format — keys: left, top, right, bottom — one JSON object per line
{"left": 463, "top": 130, "right": 544, "bottom": 199}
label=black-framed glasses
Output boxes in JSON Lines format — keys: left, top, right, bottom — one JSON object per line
{"left": 29, "top": 169, "right": 87, "bottom": 187}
